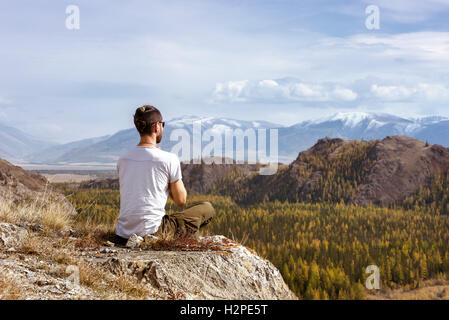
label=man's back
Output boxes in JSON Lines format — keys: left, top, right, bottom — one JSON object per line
{"left": 115, "top": 146, "right": 182, "bottom": 238}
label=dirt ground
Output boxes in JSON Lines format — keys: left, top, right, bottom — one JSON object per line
{"left": 42, "top": 174, "right": 99, "bottom": 183}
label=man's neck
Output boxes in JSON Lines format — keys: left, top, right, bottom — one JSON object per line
{"left": 137, "top": 135, "right": 158, "bottom": 147}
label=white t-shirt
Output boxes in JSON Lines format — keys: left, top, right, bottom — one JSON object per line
{"left": 115, "top": 146, "right": 182, "bottom": 238}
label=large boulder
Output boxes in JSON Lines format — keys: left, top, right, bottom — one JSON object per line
{"left": 0, "top": 223, "right": 28, "bottom": 249}
{"left": 98, "top": 235, "right": 297, "bottom": 300}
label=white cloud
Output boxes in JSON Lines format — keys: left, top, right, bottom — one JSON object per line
{"left": 416, "top": 83, "right": 449, "bottom": 100}
{"left": 212, "top": 77, "right": 449, "bottom": 108}
{"left": 332, "top": 87, "right": 358, "bottom": 101}
{"left": 258, "top": 80, "right": 279, "bottom": 88}
{"left": 212, "top": 79, "right": 358, "bottom": 103}
{"left": 370, "top": 83, "right": 449, "bottom": 101}
{"left": 291, "top": 83, "right": 325, "bottom": 100}
{"left": 370, "top": 84, "right": 415, "bottom": 101}
{"left": 212, "top": 80, "right": 249, "bottom": 102}
{"left": 2, "top": 1, "right": 449, "bottom": 130}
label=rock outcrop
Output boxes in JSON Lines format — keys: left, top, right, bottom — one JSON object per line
{"left": 0, "top": 224, "right": 296, "bottom": 300}
{"left": 213, "top": 135, "right": 449, "bottom": 206}
{"left": 91, "top": 235, "right": 296, "bottom": 300}
{"left": 352, "top": 135, "right": 449, "bottom": 205}
{"left": 0, "top": 223, "right": 28, "bottom": 250}
{"left": 0, "top": 158, "right": 76, "bottom": 214}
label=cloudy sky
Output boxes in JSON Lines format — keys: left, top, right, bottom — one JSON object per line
{"left": 1, "top": 0, "right": 449, "bottom": 143}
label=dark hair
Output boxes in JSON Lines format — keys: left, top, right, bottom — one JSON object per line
{"left": 133, "top": 105, "right": 163, "bottom": 135}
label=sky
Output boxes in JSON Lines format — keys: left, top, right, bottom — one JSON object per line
{"left": 1, "top": 0, "right": 449, "bottom": 143}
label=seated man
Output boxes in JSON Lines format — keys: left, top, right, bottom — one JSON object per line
{"left": 114, "top": 105, "right": 215, "bottom": 245}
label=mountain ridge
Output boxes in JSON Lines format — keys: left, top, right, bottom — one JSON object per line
{"left": 212, "top": 135, "right": 449, "bottom": 209}
{"left": 3, "top": 112, "right": 449, "bottom": 165}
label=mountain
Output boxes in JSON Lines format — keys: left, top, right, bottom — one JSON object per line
{"left": 7, "top": 112, "right": 449, "bottom": 165}
{"left": 212, "top": 135, "right": 449, "bottom": 209}
{"left": 410, "top": 117, "right": 449, "bottom": 147}
{"left": 0, "top": 158, "right": 50, "bottom": 195}
{"left": 277, "top": 111, "right": 449, "bottom": 161}
{"left": 23, "top": 134, "right": 112, "bottom": 164}
{"left": 26, "top": 115, "right": 283, "bottom": 165}
{"left": 0, "top": 122, "right": 57, "bottom": 162}
{"left": 180, "top": 158, "right": 263, "bottom": 194}
{"left": 79, "top": 157, "right": 267, "bottom": 194}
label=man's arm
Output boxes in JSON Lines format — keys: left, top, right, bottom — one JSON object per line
{"left": 169, "top": 179, "right": 187, "bottom": 207}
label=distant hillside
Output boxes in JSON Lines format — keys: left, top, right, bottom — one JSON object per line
{"left": 0, "top": 158, "right": 76, "bottom": 214}
{"left": 180, "top": 158, "right": 264, "bottom": 194}
{"left": 76, "top": 157, "right": 267, "bottom": 194}
{"left": 212, "top": 135, "right": 449, "bottom": 212}
{"left": 41, "top": 116, "right": 282, "bottom": 164}
{"left": 23, "top": 134, "right": 112, "bottom": 164}
{"left": 0, "top": 158, "right": 50, "bottom": 195}
{"left": 6, "top": 112, "right": 449, "bottom": 166}
{"left": 0, "top": 122, "right": 57, "bottom": 162}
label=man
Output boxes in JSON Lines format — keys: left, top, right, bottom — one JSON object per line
{"left": 114, "top": 105, "right": 215, "bottom": 245}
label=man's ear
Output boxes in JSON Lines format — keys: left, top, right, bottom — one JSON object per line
{"left": 152, "top": 122, "right": 159, "bottom": 134}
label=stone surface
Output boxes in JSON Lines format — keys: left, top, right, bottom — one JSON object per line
{"left": 0, "top": 222, "right": 296, "bottom": 300}
{"left": 126, "top": 234, "right": 143, "bottom": 248}
{"left": 100, "top": 235, "right": 297, "bottom": 300}
{"left": 0, "top": 254, "right": 98, "bottom": 300}
{"left": 0, "top": 223, "right": 28, "bottom": 249}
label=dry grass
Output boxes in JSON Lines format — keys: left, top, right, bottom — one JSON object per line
{"left": 75, "top": 260, "right": 151, "bottom": 299}
{"left": 20, "top": 234, "right": 39, "bottom": 255}
{"left": 72, "top": 221, "right": 115, "bottom": 243}
{"left": 228, "top": 229, "right": 249, "bottom": 247}
{"left": 0, "top": 192, "right": 72, "bottom": 232}
{"left": 0, "top": 188, "right": 114, "bottom": 245}
{"left": 367, "top": 278, "right": 449, "bottom": 300}
{"left": 0, "top": 186, "right": 161, "bottom": 300}
{"left": 111, "top": 273, "right": 152, "bottom": 299}
{"left": 15, "top": 233, "right": 151, "bottom": 299}
{"left": 141, "top": 235, "right": 228, "bottom": 252}
{"left": 0, "top": 276, "right": 25, "bottom": 300}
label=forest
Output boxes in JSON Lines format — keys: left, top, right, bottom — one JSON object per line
{"left": 55, "top": 183, "right": 449, "bottom": 299}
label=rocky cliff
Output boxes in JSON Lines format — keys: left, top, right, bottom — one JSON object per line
{"left": 0, "top": 222, "right": 296, "bottom": 300}
{"left": 0, "top": 158, "right": 76, "bottom": 214}
{"left": 0, "top": 157, "right": 295, "bottom": 300}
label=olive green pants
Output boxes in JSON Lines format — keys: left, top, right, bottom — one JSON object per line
{"left": 153, "top": 201, "right": 216, "bottom": 239}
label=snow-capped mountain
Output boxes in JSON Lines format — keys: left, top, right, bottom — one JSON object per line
{"left": 3, "top": 112, "right": 449, "bottom": 166}
{"left": 168, "top": 115, "right": 281, "bottom": 130}
{"left": 278, "top": 111, "right": 449, "bottom": 161}
{"left": 19, "top": 116, "right": 283, "bottom": 165}
{"left": 297, "top": 111, "right": 417, "bottom": 131}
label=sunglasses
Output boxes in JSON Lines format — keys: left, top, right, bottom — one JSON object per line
{"left": 151, "top": 121, "right": 165, "bottom": 128}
